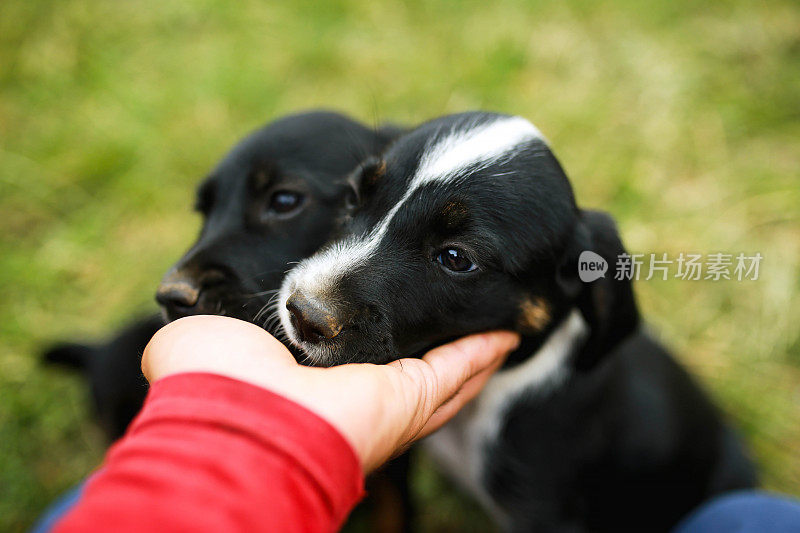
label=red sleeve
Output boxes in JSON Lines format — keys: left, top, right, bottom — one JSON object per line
{"left": 54, "top": 372, "right": 365, "bottom": 533}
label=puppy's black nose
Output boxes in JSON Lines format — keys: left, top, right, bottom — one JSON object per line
{"left": 156, "top": 270, "right": 201, "bottom": 309}
{"left": 286, "top": 291, "right": 343, "bottom": 344}
{"left": 157, "top": 267, "right": 229, "bottom": 315}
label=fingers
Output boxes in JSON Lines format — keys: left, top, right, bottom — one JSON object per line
{"left": 417, "top": 330, "right": 519, "bottom": 410}
{"left": 416, "top": 352, "right": 505, "bottom": 438}
{"left": 142, "top": 315, "right": 295, "bottom": 384}
{"left": 384, "top": 330, "right": 519, "bottom": 448}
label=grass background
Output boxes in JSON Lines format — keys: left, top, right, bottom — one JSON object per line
{"left": 1, "top": 0, "right": 798, "bottom": 530}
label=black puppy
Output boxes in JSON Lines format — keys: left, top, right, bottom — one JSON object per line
{"left": 278, "top": 112, "right": 757, "bottom": 532}
{"left": 43, "top": 314, "right": 161, "bottom": 441}
{"left": 44, "top": 110, "right": 401, "bottom": 440}
{"left": 43, "top": 110, "right": 412, "bottom": 533}
{"left": 157, "top": 110, "right": 403, "bottom": 327}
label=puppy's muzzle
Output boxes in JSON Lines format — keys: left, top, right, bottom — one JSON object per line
{"left": 157, "top": 271, "right": 200, "bottom": 308}
{"left": 286, "top": 291, "right": 344, "bottom": 344}
{"left": 156, "top": 267, "right": 228, "bottom": 314}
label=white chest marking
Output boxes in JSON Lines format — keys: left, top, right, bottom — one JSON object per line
{"left": 423, "top": 310, "right": 589, "bottom": 522}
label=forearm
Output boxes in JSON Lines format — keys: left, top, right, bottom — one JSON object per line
{"left": 55, "top": 373, "right": 364, "bottom": 533}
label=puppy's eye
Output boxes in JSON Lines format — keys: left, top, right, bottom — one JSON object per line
{"left": 436, "top": 248, "right": 477, "bottom": 273}
{"left": 268, "top": 190, "right": 305, "bottom": 215}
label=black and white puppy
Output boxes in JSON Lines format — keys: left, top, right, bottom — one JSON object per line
{"left": 278, "top": 112, "right": 757, "bottom": 532}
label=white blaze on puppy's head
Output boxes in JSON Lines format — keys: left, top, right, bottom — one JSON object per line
{"left": 413, "top": 115, "right": 545, "bottom": 187}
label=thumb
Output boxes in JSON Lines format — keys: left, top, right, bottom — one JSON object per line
{"left": 388, "top": 330, "right": 519, "bottom": 441}
{"left": 419, "top": 330, "right": 519, "bottom": 405}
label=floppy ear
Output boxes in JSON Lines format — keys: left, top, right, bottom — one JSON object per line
{"left": 345, "top": 156, "right": 386, "bottom": 209}
{"left": 374, "top": 122, "right": 408, "bottom": 147}
{"left": 558, "top": 209, "right": 639, "bottom": 370}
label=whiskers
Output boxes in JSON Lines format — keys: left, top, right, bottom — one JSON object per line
{"left": 228, "top": 283, "right": 297, "bottom": 347}
{"left": 252, "top": 290, "right": 279, "bottom": 323}
{"left": 283, "top": 261, "right": 301, "bottom": 275}
{"left": 295, "top": 343, "right": 329, "bottom": 367}
{"left": 251, "top": 291, "right": 326, "bottom": 366}
{"left": 252, "top": 291, "right": 290, "bottom": 344}
{"left": 242, "top": 288, "right": 281, "bottom": 299}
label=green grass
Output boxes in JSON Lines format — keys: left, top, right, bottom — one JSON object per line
{"left": 1, "top": 0, "right": 798, "bottom": 530}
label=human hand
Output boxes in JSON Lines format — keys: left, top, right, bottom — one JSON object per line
{"left": 142, "top": 315, "right": 519, "bottom": 473}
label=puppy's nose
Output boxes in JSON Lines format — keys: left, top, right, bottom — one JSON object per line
{"left": 156, "top": 269, "right": 201, "bottom": 309}
{"left": 286, "top": 291, "right": 343, "bottom": 344}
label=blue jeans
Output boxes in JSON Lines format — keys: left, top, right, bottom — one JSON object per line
{"left": 30, "top": 483, "right": 84, "bottom": 533}
{"left": 32, "top": 486, "right": 800, "bottom": 532}
{"left": 674, "top": 491, "right": 800, "bottom": 533}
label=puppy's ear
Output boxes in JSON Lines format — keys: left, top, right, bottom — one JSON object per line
{"left": 346, "top": 156, "right": 386, "bottom": 209}
{"left": 374, "top": 122, "right": 407, "bottom": 147}
{"left": 558, "top": 209, "right": 639, "bottom": 370}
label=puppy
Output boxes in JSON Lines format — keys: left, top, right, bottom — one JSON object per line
{"left": 45, "top": 110, "right": 402, "bottom": 440}
{"left": 278, "top": 112, "right": 757, "bottom": 532}
{"left": 42, "top": 314, "right": 161, "bottom": 441}
{"left": 157, "top": 110, "right": 403, "bottom": 327}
